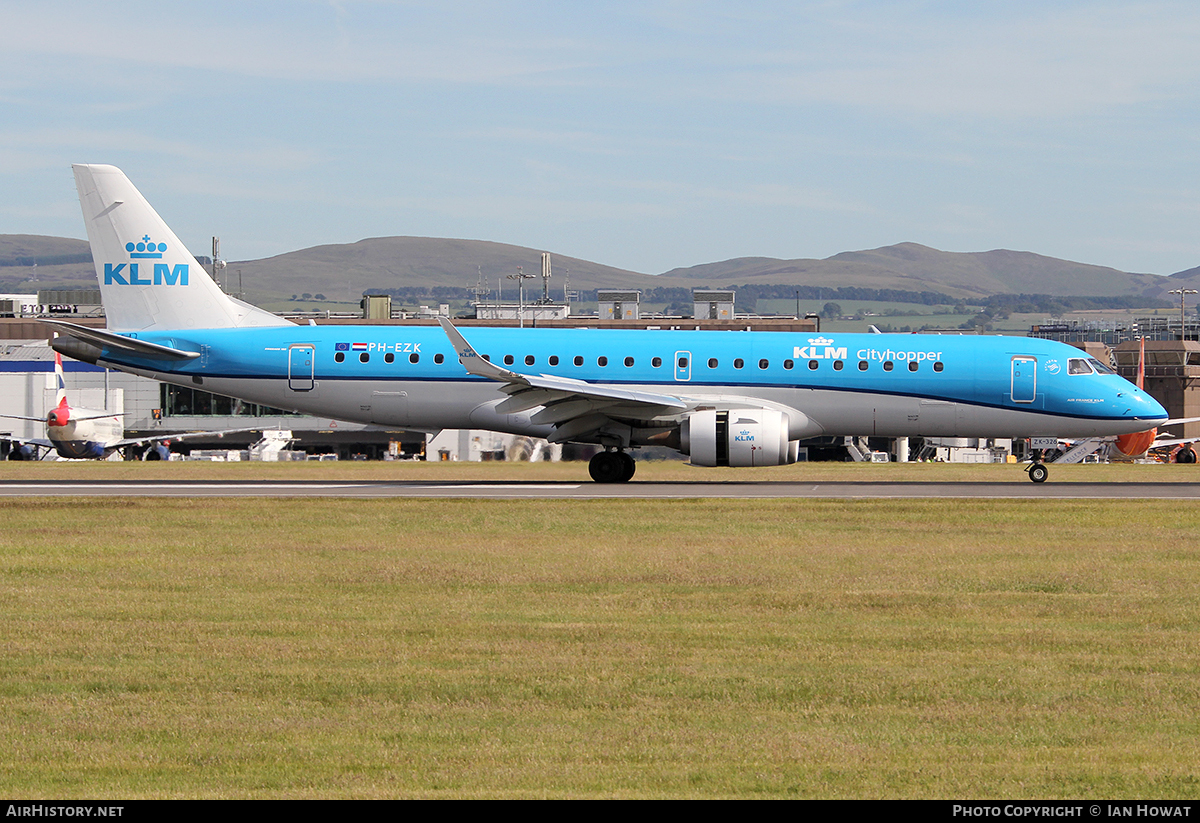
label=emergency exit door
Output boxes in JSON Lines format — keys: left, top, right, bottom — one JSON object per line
{"left": 1011, "top": 356, "right": 1036, "bottom": 403}
{"left": 289, "top": 345, "right": 315, "bottom": 391}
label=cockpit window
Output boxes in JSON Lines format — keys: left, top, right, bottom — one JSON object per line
{"left": 1068, "top": 358, "right": 1094, "bottom": 375}
{"left": 1088, "top": 358, "right": 1117, "bottom": 375}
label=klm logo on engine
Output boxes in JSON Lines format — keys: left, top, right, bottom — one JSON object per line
{"left": 794, "top": 336, "right": 847, "bottom": 360}
{"left": 105, "top": 235, "right": 188, "bottom": 285}
{"left": 734, "top": 428, "right": 754, "bottom": 442}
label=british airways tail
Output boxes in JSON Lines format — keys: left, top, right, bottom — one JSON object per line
{"left": 71, "top": 164, "right": 291, "bottom": 332}
{"left": 53, "top": 347, "right": 68, "bottom": 409}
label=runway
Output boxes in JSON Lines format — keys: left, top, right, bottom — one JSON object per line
{"left": 2, "top": 479, "right": 1198, "bottom": 499}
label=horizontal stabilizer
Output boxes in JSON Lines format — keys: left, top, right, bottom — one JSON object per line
{"left": 45, "top": 320, "right": 200, "bottom": 361}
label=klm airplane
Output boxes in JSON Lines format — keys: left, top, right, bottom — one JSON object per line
{"left": 48, "top": 164, "right": 1167, "bottom": 482}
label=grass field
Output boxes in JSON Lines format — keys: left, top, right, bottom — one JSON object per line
{"left": 1, "top": 462, "right": 1199, "bottom": 798}
{"left": 1, "top": 457, "right": 1198, "bottom": 483}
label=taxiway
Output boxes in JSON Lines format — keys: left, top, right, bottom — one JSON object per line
{"left": 2, "top": 479, "right": 1198, "bottom": 499}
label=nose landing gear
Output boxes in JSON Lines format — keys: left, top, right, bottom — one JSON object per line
{"left": 1025, "top": 445, "right": 1049, "bottom": 483}
{"left": 588, "top": 449, "right": 636, "bottom": 483}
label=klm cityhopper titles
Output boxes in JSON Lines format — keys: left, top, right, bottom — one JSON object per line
{"left": 49, "top": 164, "right": 1168, "bottom": 482}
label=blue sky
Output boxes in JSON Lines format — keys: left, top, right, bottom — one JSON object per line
{"left": 3, "top": 0, "right": 1200, "bottom": 276}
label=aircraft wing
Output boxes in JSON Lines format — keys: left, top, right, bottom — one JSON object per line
{"left": 0, "top": 434, "right": 54, "bottom": 449}
{"left": 438, "top": 317, "right": 688, "bottom": 442}
{"left": 110, "top": 427, "right": 261, "bottom": 449}
{"left": 0, "top": 410, "right": 120, "bottom": 423}
{"left": 1163, "top": 416, "right": 1200, "bottom": 428}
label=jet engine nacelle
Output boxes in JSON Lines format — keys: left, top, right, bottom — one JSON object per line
{"left": 143, "top": 443, "right": 171, "bottom": 461}
{"left": 681, "top": 408, "right": 798, "bottom": 467}
{"left": 1111, "top": 428, "right": 1156, "bottom": 461}
{"left": 6, "top": 443, "right": 35, "bottom": 461}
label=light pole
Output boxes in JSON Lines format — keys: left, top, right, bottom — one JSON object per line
{"left": 1169, "top": 288, "right": 1198, "bottom": 340}
{"left": 507, "top": 267, "right": 535, "bottom": 328}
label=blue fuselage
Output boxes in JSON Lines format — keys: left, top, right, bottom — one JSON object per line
{"left": 90, "top": 325, "right": 1166, "bottom": 442}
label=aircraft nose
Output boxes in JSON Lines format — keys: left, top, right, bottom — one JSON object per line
{"left": 1148, "top": 394, "right": 1168, "bottom": 419}
{"left": 1125, "top": 389, "right": 1168, "bottom": 421}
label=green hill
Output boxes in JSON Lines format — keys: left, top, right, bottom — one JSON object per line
{"left": 661, "top": 243, "right": 1166, "bottom": 300}
{"left": 225, "top": 236, "right": 655, "bottom": 305}
{"left": 0, "top": 234, "right": 1176, "bottom": 305}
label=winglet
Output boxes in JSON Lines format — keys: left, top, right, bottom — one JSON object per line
{"left": 437, "top": 317, "right": 528, "bottom": 384}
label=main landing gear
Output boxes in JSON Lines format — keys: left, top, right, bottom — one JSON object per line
{"left": 589, "top": 449, "right": 636, "bottom": 483}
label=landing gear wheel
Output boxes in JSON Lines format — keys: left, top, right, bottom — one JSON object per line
{"left": 619, "top": 451, "right": 636, "bottom": 482}
{"left": 589, "top": 450, "right": 633, "bottom": 483}
{"left": 1028, "top": 463, "right": 1048, "bottom": 484}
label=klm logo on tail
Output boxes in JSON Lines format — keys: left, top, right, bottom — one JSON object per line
{"left": 105, "top": 263, "right": 189, "bottom": 286}
{"left": 127, "top": 235, "right": 166, "bottom": 259}
{"left": 105, "top": 234, "right": 188, "bottom": 285}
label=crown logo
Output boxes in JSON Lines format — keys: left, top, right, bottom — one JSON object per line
{"left": 809, "top": 336, "right": 834, "bottom": 345}
{"left": 126, "top": 235, "right": 167, "bottom": 259}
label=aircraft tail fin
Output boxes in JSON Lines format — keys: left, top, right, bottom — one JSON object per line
{"left": 1137, "top": 337, "right": 1146, "bottom": 390}
{"left": 71, "top": 164, "right": 292, "bottom": 332}
{"left": 54, "top": 350, "right": 67, "bottom": 410}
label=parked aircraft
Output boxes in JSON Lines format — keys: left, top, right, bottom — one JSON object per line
{"left": 47, "top": 164, "right": 1169, "bottom": 481}
{"left": 1105, "top": 339, "right": 1200, "bottom": 461}
{"left": 1, "top": 348, "right": 249, "bottom": 460}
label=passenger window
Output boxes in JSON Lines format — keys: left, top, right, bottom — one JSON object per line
{"left": 652, "top": 357, "right": 662, "bottom": 368}
{"left": 504, "top": 355, "right": 514, "bottom": 366}
{"left": 933, "top": 361, "right": 943, "bottom": 372}
{"left": 734, "top": 359, "right": 744, "bottom": 369}
{"left": 525, "top": 355, "right": 535, "bottom": 366}
{"left": 833, "top": 360, "right": 844, "bottom": 371}
{"left": 624, "top": 356, "right": 634, "bottom": 367}
{"left": 808, "top": 360, "right": 818, "bottom": 370}
{"left": 434, "top": 353, "right": 444, "bottom": 364}
{"left": 784, "top": 359, "right": 794, "bottom": 370}
{"left": 759, "top": 359, "right": 769, "bottom": 369}
{"left": 359, "top": 352, "right": 370, "bottom": 363}
{"left": 598, "top": 356, "right": 608, "bottom": 367}
{"left": 677, "top": 357, "right": 688, "bottom": 369}
{"left": 549, "top": 355, "right": 559, "bottom": 366}
{"left": 573, "top": 356, "right": 583, "bottom": 366}
{"left": 708, "top": 358, "right": 718, "bottom": 368}
{"left": 384, "top": 352, "right": 394, "bottom": 363}
{"left": 858, "top": 361, "right": 868, "bottom": 371}
{"left": 410, "top": 353, "right": 419, "bottom": 364}
{"left": 335, "top": 352, "right": 345, "bottom": 363}
{"left": 883, "top": 361, "right": 893, "bottom": 372}
{"left": 482, "top": 354, "right": 491, "bottom": 361}
{"left": 908, "top": 361, "right": 918, "bottom": 372}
